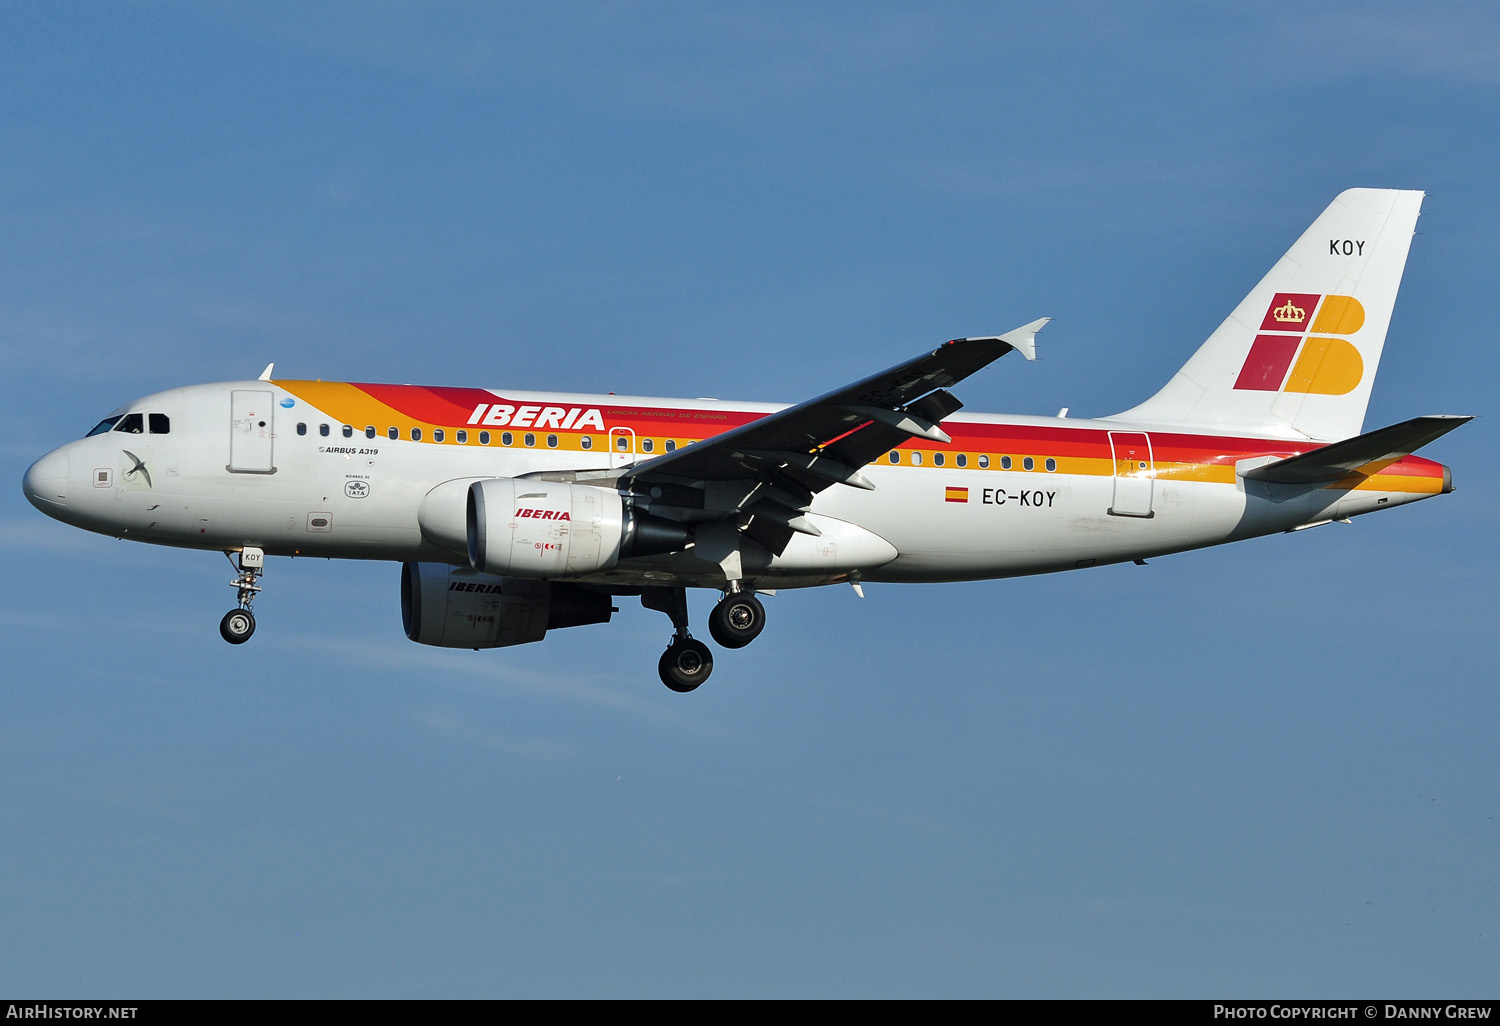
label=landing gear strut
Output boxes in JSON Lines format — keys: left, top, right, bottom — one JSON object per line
{"left": 643, "top": 586, "right": 713, "bottom": 692}
{"left": 220, "top": 547, "right": 264, "bottom": 645}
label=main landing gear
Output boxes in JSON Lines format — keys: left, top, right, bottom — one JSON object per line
{"left": 643, "top": 586, "right": 768, "bottom": 692}
{"left": 707, "top": 590, "right": 766, "bottom": 649}
{"left": 220, "top": 547, "right": 264, "bottom": 645}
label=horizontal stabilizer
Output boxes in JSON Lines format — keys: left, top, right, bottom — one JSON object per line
{"left": 1241, "top": 415, "right": 1471, "bottom": 484}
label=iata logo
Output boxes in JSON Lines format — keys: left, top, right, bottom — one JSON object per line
{"left": 1235, "top": 293, "right": 1366, "bottom": 395}
{"left": 515, "top": 508, "right": 571, "bottom": 520}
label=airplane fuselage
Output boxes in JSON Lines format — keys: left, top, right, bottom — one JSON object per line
{"left": 24, "top": 378, "right": 1450, "bottom": 591}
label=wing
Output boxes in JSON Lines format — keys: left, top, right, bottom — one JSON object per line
{"left": 620, "top": 319, "right": 1048, "bottom": 554}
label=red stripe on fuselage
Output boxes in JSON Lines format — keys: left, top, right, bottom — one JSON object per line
{"left": 319, "top": 384, "right": 1444, "bottom": 483}
{"left": 352, "top": 383, "right": 494, "bottom": 424}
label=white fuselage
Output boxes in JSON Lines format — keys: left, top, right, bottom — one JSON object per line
{"left": 23, "top": 380, "right": 1446, "bottom": 593}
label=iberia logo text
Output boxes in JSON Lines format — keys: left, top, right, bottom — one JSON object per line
{"left": 516, "top": 508, "right": 571, "bottom": 520}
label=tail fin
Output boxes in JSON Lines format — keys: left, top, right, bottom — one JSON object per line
{"left": 1108, "top": 189, "right": 1424, "bottom": 441}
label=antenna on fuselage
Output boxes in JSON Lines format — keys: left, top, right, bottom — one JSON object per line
{"left": 258, "top": 363, "right": 274, "bottom": 381}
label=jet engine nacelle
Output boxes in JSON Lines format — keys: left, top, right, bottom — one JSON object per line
{"left": 466, "top": 478, "right": 690, "bottom": 577}
{"left": 400, "top": 562, "right": 613, "bottom": 649}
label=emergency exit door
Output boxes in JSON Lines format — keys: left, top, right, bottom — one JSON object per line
{"left": 1107, "top": 431, "right": 1154, "bottom": 518}
{"left": 229, "top": 390, "right": 276, "bottom": 473}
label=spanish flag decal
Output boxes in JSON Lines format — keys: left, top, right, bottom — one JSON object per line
{"left": 945, "top": 486, "right": 969, "bottom": 503}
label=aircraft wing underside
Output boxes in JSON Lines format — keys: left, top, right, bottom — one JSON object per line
{"left": 614, "top": 320, "right": 1047, "bottom": 554}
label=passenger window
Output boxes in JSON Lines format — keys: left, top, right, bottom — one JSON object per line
{"left": 342, "top": 425, "right": 353, "bottom": 438}
{"left": 113, "top": 413, "right": 144, "bottom": 434}
{"left": 642, "top": 439, "right": 654, "bottom": 453}
{"left": 149, "top": 414, "right": 170, "bottom": 434}
{"left": 956, "top": 454, "right": 967, "bottom": 468}
{"left": 319, "top": 424, "right": 330, "bottom": 437}
{"left": 911, "top": 452, "right": 923, "bottom": 466}
{"left": 524, "top": 433, "right": 535, "bottom": 447}
{"left": 1045, "top": 458, "right": 1057, "bottom": 472}
{"left": 616, "top": 435, "right": 629, "bottom": 451}
{"left": 1000, "top": 456, "right": 1012, "bottom": 470}
{"left": 1023, "top": 457, "right": 1034, "bottom": 471}
{"left": 388, "top": 427, "right": 398, "bottom": 440}
{"left": 581, "top": 436, "right": 593, "bottom": 450}
{"left": 978, "top": 455, "right": 990, "bottom": 469}
{"left": 366, "top": 426, "right": 376, "bottom": 439}
{"left": 547, "top": 434, "right": 557, "bottom": 448}
{"left": 665, "top": 440, "right": 677, "bottom": 452}
{"left": 932, "top": 452, "right": 944, "bottom": 467}
{"left": 479, "top": 431, "right": 490, "bottom": 445}
{"left": 502, "top": 432, "right": 513, "bottom": 446}
{"left": 888, "top": 451, "right": 899, "bottom": 464}
{"left": 434, "top": 429, "right": 445, "bottom": 442}
{"left": 297, "top": 423, "right": 307, "bottom": 436}
{"left": 456, "top": 430, "right": 467, "bottom": 444}
{"left": 411, "top": 428, "right": 422, "bottom": 441}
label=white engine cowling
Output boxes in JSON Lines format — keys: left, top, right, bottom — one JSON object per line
{"left": 400, "top": 562, "right": 613, "bottom": 649}
{"left": 466, "top": 478, "right": 690, "bottom": 577}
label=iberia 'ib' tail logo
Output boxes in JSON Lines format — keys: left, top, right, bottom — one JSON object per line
{"left": 1233, "top": 293, "right": 1366, "bottom": 395}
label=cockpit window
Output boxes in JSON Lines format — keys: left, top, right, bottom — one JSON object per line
{"left": 113, "top": 413, "right": 145, "bottom": 434}
{"left": 86, "top": 416, "right": 122, "bottom": 437}
{"left": 149, "top": 414, "right": 170, "bottom": 434}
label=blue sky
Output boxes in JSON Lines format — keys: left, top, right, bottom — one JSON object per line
{"left": 2, "top": 2, "right": 1495, "bottom": 997}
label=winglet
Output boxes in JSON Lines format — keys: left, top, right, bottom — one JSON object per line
{"left": 963, "top": 317, "right": 1049, "bottom": 362}
{"left": 258, "top": 362, "right": 275, "bottom": 381}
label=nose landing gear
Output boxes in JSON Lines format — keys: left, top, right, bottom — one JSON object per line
{"left": 220, "top": 547, "right": 264, "bottom": 645}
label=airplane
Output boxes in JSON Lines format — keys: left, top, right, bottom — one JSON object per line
{"left": 22, "top": 188, "right": 1469, "bottom": 692}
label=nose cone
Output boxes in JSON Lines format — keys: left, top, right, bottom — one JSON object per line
{"left": 22, "top": 449, "right": 69, "bottom": 515}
